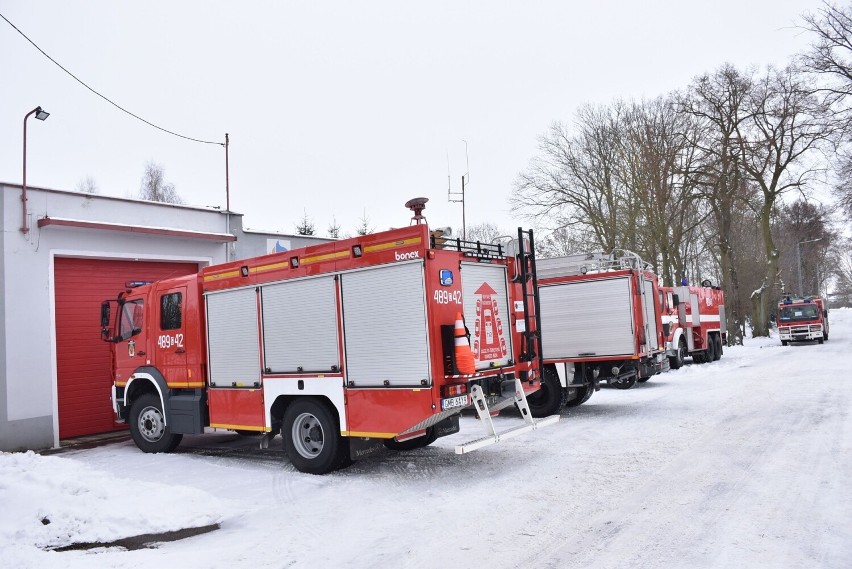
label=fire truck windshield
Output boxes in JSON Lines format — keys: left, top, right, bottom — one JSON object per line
{"left": 118, "top": 299, "right": 144, "bottom": 340}
{"left": 779, "top": 304, "right": 819, "bottom": 322}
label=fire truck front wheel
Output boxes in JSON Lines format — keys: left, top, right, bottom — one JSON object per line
{"left": 669, "top": 338, "right": 687, "bottom": 370}
{"left": 282, "top": 399, "right": 345, "bottom": 475}
{"left": 129, "top": 393, "right": 183, "bottom": 453}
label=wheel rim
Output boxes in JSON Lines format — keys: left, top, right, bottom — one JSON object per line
{"left": 291, "top": 412, "right": 325, "bottom": 459}
{"left": 138, "top": 405, "right": 165, "bottom": 443}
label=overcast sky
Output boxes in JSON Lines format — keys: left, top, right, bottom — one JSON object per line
{"left": 0, "top": 1, "right": 819, "bottom": 238}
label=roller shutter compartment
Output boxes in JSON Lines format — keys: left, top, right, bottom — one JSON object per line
{"left": 341, "top": 263, "right": 429, "bottom": 387}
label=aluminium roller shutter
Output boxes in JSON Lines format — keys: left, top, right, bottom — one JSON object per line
{"left": 54, "top": 258, "right": 198, "bottom": 439}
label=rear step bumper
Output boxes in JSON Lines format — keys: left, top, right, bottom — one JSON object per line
{"left": 455, "top": 377, "right": 560, "bottom": 454}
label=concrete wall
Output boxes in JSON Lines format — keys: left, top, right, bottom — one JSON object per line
{"left": 0, "top": 183, "right": 330, "bottom": 451}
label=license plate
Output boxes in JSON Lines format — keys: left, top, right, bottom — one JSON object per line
{"left": 441, "top": 395, "right": 469, "bottom": 411}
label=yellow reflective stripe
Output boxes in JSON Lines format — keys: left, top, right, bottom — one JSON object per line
{"left": 252, "top": 261, "right": 289, "bottom": 274}
{"left": 363, "top": 236, "right": 422, "bottom": 253}
{"left": 301, "top": 250, "right": 350, "bottom": 264}
{"left": 341, "top": 430, "right": 396, "bottom": 439}
{"left": 203, "top": 270, "right": 240, "bottom": 282}
{"left": 209, "top": 423, "right": 267, "bottom": 431}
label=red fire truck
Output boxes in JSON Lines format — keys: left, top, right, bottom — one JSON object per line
{"left": 526, "top": 250, "right": 668, "bottom": 416}
{"left": 100, "top": 204, "right": 558, "bottom": 474}
{"left": 777, "top": 295, "right": 829, "bottom": 345}
{"left": 660, "top": 280, "right": 726, "bottom": 368}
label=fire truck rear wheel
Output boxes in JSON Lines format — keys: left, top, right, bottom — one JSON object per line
{"left": 564, "top": 383, "right": 594, "bottom": 407}
{"left": 712, "top": 334, "right": 723, "bottom": 361}
{"left": 282, "top": 399, "right": 344, "bottom": 475}
{"left": 527, "top": 366, "right": 566, "bottom": 417}
{"left": 129, "top": 393, "right": 183, "bottom": 453}
{"left": 669, "top": 338, "right": 687, "bottom": 370}
{"left": 781, "top": 340, "right": 789, "bottom": 346}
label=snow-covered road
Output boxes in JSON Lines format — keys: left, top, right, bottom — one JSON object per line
{"left": 3, "top": 310, "right": 851, "bottom": 568}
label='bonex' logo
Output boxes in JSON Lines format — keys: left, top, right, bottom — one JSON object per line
{"left": 395, "top": 250, "right": 420, "bottom": 261}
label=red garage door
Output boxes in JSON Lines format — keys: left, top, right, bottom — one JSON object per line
{"left": 54, "top": 258, "right": 199, "bottom": 439}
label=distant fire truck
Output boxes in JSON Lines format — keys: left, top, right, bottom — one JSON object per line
{"left": 100, "top": 201, "right": 558, "bottom": 474}
{"left": 660, "top": 280, "right": 726, "bottom": 368}
{"left": 777, "top": 295, "right": 829, "bottom": 345}
{"left": 526, "top": 250, "right": 667, "bottom": 416}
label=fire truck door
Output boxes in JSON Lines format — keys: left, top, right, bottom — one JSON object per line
{"left": 641, "top": 280, "right": 659, "bottom": 351}
{"left": 156, "top": 286, "right": 188, "bottom": 385}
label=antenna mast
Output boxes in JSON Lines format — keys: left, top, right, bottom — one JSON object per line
{"left": 448, "top": 140, "right": 469, "bottom": 240}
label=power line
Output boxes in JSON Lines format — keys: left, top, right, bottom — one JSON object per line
{"left": 0, "top": 11, "right": 222, "bottom": 146}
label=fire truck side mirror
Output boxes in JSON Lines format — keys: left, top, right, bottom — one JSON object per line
{"left": 100, "top": 302, "right": 111, "bottom": 328}
{"left": 671, "top": 293, "right": 680, "bottom": 307}
{"left": 824, "top": 309, "right": 828, "bottom": 318}
{"left": 99, "top": 301, "right": 117, "bottom": 343}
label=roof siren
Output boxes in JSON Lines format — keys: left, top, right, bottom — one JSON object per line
{"left": 405, "top": 197, "right": 429, "bottom": 225}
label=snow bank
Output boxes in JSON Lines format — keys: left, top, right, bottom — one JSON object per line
{"left": 0, "top": 451, "right": 224, "bottom": 563}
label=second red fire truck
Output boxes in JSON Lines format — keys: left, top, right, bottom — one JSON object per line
{"left": 100, "top": 203, "right": 558, "bottom": 474}
{"left": 526, "top": 250, "right": 668, "bottom": 417}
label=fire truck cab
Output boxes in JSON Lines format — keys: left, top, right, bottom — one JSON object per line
{"left": 777, "top": 295, "right": 829, "bottom": 345}
{"left": 100, "top": 210, "right": 558, "bottom": 474}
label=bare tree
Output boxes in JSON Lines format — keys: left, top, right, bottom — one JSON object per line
{"left": 465, "top": 222, "right": 507, "bottom": 244}
{"left": 681, "top": 64, "right": 757, "bottom": 343}
{"left": 736, "top": 65, "right": 837, "bottom": 336}
{"left": 75, "top": 175, "right": 99, "bottom": 194}
{"left": 616, "top": 97, "right": 706, "bottom": 286}
{"left": 800, "top": 2, "right": 852, "bottom": 220}
{"left": 139, "top": 161, "right": 183, "bottom": 204}
{"left": 295, "top": 210, "right": 315, "bottom": 236}
{"left": 773, "top": 200, "right": 834, "bottom": 296}
{"left": 513, "top": 105, "right": 627, "bottom": 252}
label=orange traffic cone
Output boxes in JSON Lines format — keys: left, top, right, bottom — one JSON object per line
{"left": 454, "top": 312, "right": 476, "bottom": 374}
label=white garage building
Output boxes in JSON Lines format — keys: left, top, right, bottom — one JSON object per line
{"left": 0, "top": 182, "right": 329, "bottom": 451}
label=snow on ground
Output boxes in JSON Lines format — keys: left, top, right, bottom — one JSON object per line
{"left": 2, "top": 309, "right": 851, "bottom": 568}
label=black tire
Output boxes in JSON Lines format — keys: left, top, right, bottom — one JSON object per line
{"left": 384, "top": 427, "right": 438, "bottom": 451}
{"left": 692, "top": 349, "right": 708, "bottom": 364}
{"left": 129, "top": 392, "right": 183, "bottom": 453}
{"left": 716, "top": 335, "right": 724, "bottom": 359}
{"left": 706, "top": 336, "right": 718, "bottom": 362}
{"left": 564, "top": 378, "right": 594, "bottom": 407}
{"left": 818, "top": 337, "right": 824, "bottom": 344}
{"left": 282, "top": 399, "right": 344, "bottom": 475}
{"left": 669, "top": 338, "right": 687, "bottom": 370}
{"left": 711, "top": 334, "right": 722, "bottom": 361}
{"left": 637, "top": 376, "right": 650, "bottom": 383}
{"left": 527, "top": 366, "right": 566, "bottom": 418}
{"left": 781, "top": 340, "right": 789, "bottom": 346}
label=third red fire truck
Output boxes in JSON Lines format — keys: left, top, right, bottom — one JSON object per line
{"left": 777, "top": 295, "right": 829, "bottom": 345}
{"left": 526, "top": 250, "right": 668, "bottom": 417}
{"left": 100, "top": 202, "right": 558, "bottom": 474}
{"left": 659, "top": 280, "right": 726, "bottom": 368}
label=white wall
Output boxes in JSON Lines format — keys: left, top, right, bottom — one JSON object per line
{"left": 2, "top": 185, "right": 228, "bottom": 449}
